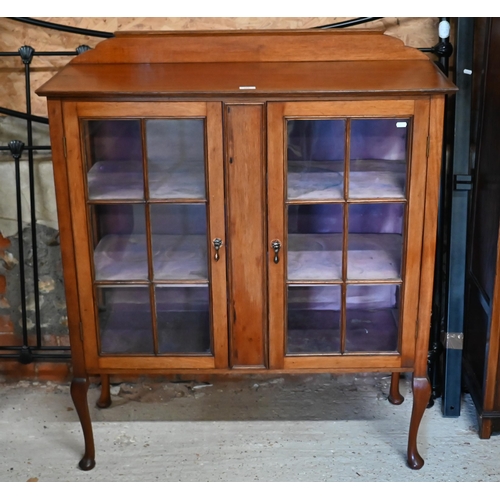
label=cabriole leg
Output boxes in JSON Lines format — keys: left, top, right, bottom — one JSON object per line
{"left": 96, "top": 374, "right": 112, "bottom": 409}
{"left": 407, "top": 376, "right": 431, "bottom": 470}
{"left": 388, "top": 372, "right": 404, "bottom": 405}
{"left": 70, "top": 377, "right": 96, "bottom": 471}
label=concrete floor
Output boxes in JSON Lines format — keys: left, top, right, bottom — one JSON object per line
{"left": 0, "top": 373, "right": 499, "bottom": 482}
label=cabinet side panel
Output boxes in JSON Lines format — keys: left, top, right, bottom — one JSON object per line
{"left": 62, "top": 102, "right": 101, "bottom": 371}
{"left": 399, "top": 99, "right": 428, "bottom": 367}
{"left": 47, "top": 99, "right": 86, "bottom": 375}
{"left": 414, "top": 95, "right": 445, "bottom": 377}
{"left": 225, "top": 104, "right": 267, "bottom": 368}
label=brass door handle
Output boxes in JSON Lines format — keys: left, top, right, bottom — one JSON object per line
{"left": 271, "top": 240, "right": 281, "bottom": 264}
{"left": 213, "top": 238, "right": 223, "bottom": 262}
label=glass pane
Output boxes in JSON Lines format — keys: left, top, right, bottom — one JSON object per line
{"left": 146, "top": 119, "right": 206, "bottom": 200}
{"left": 345, "top": 285, "right": 400, "bottom": 352}
{"left": 97, "top": 286, "right": 154, "bottom": 354}
{"left": 150, "top": 204, "right": 208, "bottom": 281}
{"left": 92, "top": 204, "right": 148, "bottom": 281}
{"left": 84, "top": 120, "right": 144, "bottom": 200}
{"left": 288, "top": 204, "right": 343, "bottom": 280}
{"left": 287, "top": 120, "right": 345, "bottom": 200}
{"left": 350, "top": 119, "right": 408, "bottom": 199}
{"left": 287, "top": 285, "right": 341, "bottom": 354}
{"left": 156, "top": 285, "right": 211, "bottom": 354}
{"left": 348, "top": 203, "right": 404, "bottom": 280}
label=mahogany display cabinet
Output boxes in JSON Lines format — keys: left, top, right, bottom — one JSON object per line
{"left": 36, "top": 29, "right": 456, "bottom": 470}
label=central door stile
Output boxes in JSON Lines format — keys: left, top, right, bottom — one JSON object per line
{"left": 224, "top": 103, "right": 268, "bottom": 368}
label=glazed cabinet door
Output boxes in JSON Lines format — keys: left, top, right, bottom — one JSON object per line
{"left": 63, "top": 101, "right": 228, "bottom": 372}
{"left": 268, "top": 100, "right": 431, "bottom": 370}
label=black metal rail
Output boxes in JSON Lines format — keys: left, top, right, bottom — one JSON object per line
{"left": 0, "top": 17, "right": 454, "bottom": 373}
{"left": 7, "top": 17, "right": 113, "bottom": 39}
{"left": 315, "top": 17, "right": 383, "bottom": 29}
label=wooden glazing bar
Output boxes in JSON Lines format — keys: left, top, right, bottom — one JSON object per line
{"left": 81, "top": 120, "right": 94, "bottom": 175}
{"left": 83, "top": 125, "right": 103, "bottom": 272}
{"left": 396, "top": 202, "right": 409, "bottom": 354}
{"left": 344, "top": 119, "right": 351, "bottom": 202}
{"left": 92, "top": 285, "right": 104, "bottom": 356}
{"left": 286, "top": 200, "right": 345, "bottom": 205}
{"left": 141, "top": 118, "right": 152, "bottom": 254}
{"left": 340, "top": 118, "right": 351, "bottom": 354}
{"left": 86, "top": 200, "right": 146, "bottom": 205}
{"left": 287, "top": 199, "right": 409, "bottom": 205}
{"left": 146, "top": 198, "right": 208, "bottom": 204}
{"left": 287, "top": 280, "right": 344, "bottom": 285}
{"left": 88, "top": 206, "right": 99, "bottom": 257}
{"left": 345, "top": 198, "right": 408, "bottom": 204}
{"left": 141, "top": 119, "right": 159, "bottom": 356}
{"left": 93, "top": 280, "right": 150, "bottom": 286}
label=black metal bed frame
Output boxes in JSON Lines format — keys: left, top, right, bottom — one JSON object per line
{"left": 0, "top": 18, "right": 105, "bottom": 362}
{"left": 0, "top": 17, "right": 465, "bottom": 416}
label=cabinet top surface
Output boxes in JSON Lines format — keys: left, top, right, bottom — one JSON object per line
{"left": 36, "top": 30, "right": 457, "bottom": 98}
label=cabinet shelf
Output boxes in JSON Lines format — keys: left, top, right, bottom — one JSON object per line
{"left": 94, "top": 234, "right": 208, "bottom": 281}
{"left": 87, "top": 161, "right": 144, "bottom": 200}
{"left": 288, "top": 233, "right": 402, "bottom": 281}
{"left": 287, "top": 160, "right": 406, "bottom": 201}
{"left": 87, "top": 161, "right": 206, "bottom": 201}
{"left": 148, "top": 162, "right": 206, "bottom": 200}
{"left": 288, "top": 161, "right": 343, "bottom": 200}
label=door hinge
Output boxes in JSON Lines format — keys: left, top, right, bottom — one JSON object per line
{"left": 63, "top": 137, "right": 67, "bottom": 158}
{"left": 426, "top": 136, "right": 430, "bottom": 158}
{"left": 445, "top": 332, "right": 464, "bottom": 350}
{"left": 454, "top": 174, "right": 473, "bottom": 191}
{"left": 79, "top": 322, "right": 84, "bottom": 342}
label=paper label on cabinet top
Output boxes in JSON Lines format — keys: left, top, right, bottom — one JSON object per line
{"left": 239, "top": 86, "right": 256, "bottom": 90}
